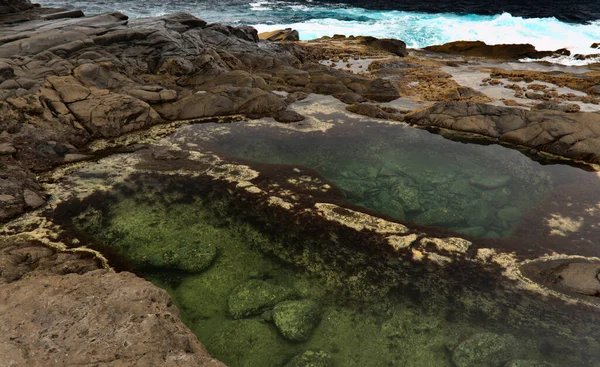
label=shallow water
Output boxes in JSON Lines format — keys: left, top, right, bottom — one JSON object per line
{"left": 61, "top": 175, "right": 591, "bottom": 367}
{"left": 168, "top": 113, "right": 600, "bottom": 241}
{"left": 47, "top": 101, "right": 600, "bottom": 366}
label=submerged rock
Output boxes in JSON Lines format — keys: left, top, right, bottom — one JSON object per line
{"left": 228, "top": 279, "right": 297, "bottom": 319}
{"left": 285, "top": 350, "right": 333, "bottom": 367}
{"left": 543, "top": 262, "right": 600, "bottom": 296}
{"left": 207, "top": 319, "right": 293, "bottom": 367}
{"left": 154, "top": 242, "right": 217, "bottom": 273}
{"left": 273, "top": 299, "right": 321, "bottom": 341}
{"left": 452, "top": 332, "right": 519, "bottom": 367}
{"left": 414, "top": 207, "right": 466, "bottom": 227}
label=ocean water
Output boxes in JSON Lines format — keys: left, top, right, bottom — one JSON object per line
{"left": 37, "top": 0, "right": 600, "bottom": 65}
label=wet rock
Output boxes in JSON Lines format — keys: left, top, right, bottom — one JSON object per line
{"left": 346, "top": 103, "right": 403, "bottom": 121}
{"left": 463, "top": 200, "right": 493, "bottom": 227}
{"left": 207, "top": 319, "right": 292, "bottom": 367}
{"left": 228, "top": 279, "right": 297, "bottom": 319}
{"left": 497, "top": 206, "right": 521, "bottom": 222}
{"left": 272, "top": 299, "right": 321, "bottom": 341}
{"left": 285, "top": 350, "right": 333, "bottom": 367}
{"left": 544, "top": 262, "right": 600, "bottom": 296}
{"left": 274, "top": 109, "right": 305, "bottom": 123}
{"left": 152, "top": 242, "right": 217, "bottom": 273}
{"left": 452, "top": 332, "right": 519, "bottom": 367}
{"left": 336, "top": 92, "right": 368, "bottom": 104}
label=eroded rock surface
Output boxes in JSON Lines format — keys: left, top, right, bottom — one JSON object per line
{"left": 0, "top": 239, "right": 225, "bottom": 366}
{"left": 406, "top": 102, "right": 600, "bottom": 162}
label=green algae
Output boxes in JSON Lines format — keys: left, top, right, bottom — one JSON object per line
{"left": 65, "top": 177, "right": 584, "bottom": 367}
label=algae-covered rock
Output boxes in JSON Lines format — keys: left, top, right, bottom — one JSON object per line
{"left": 414, "top": 207, "right": 466, "bottom": 227}
{"left": 285, "top": 350, "right": 333, "bottom": 367}
{"left": 207, "top": 319, "right": 293, "bottom": 367}
{"left": 228, "top": 279, "right": 297, "bottom": 319}
{"left": 151, "top": 241, "right": 217, "bottom": 273}
{"left": 452, "top": 332, "right": 519, "bottom": 367}
{"left": 273, "top": 299, "right": 321, "bottom": 342}
{"left": 504, "top": 360, "right": 553, "bottom": 367}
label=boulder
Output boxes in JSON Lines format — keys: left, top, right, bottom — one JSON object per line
{"left": 452, "top": 332, "right": 519, "bottom": 367}
{"left": 228, "top": 279, "right": 297, "bottom": 319}
{"left": 272, "top": 299, "right": 321, "bottom": 341}
{"left": 362, "top": 37, "right": 408, "bottom": 57}
{"left": 545, "top": 262, "right": 600, "bottom": 296}
{"left": 207, "top": 319, "right": 293, "bottom": 367}
{"left": 68, "top": 94, "right": 161, "bottom": 138}
{"left": 0, "top": 239, "right": 225, "bottom": 367}
{"left": 259, "top": 28, "right": 300, "bottom": 42}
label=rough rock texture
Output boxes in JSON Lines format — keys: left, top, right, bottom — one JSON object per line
{"left": 0, "top": 239, "right": 225, "bottom": 366}
{"left": 425, "top": 41, "right": 566, "bottom": 60}
{"left": 0, "top": 11, "right": 404, "bottom": 222}
{"left": 228, "top": 279, "right": 297, "bottom": 319}
{"left": 0, "top": 0, "right": 34, "bottom": 14}
{"left": 406, "top": 102, "right": 600, "bottom": 163}
{"left": 259, "top": 28, "right": 299, "bottom": 42}
{"left": 272, "top": 299, "right": 321, "bottom": 341}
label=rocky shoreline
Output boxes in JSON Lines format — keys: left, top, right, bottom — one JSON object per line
{"left": 2, "top": 1, "right": 600, "bottom": 365}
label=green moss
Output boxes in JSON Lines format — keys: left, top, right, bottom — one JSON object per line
{"left": 452, "top": 333, "right": 520, "bottom": 367}
{"left": 228, "top": 279, "right": 298, "bottom": 319}
{"left": 273, "top": 300, "right": 321, "bottom": 342}
{"left": 206, "top": 319, "right": 296, "bottom": 367}
{"left": 285, "top": 350, "right": 333, "bottom": 367}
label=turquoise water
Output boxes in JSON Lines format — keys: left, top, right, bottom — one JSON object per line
{"left": 36, "top": 0, "right": 600, "bottom": 64}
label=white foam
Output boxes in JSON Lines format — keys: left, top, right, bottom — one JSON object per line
{"left": 252, "top": 12, "right": 600, "bottom": 65}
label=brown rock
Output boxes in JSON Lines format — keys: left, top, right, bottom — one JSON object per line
{"left": 22, "top": 188, "right": 44, "bottom": 208}
{"left": 258, "top": 28, "right": 300, "bottom": 42}
{"left": 424, "top": 41, "right": 557, "bottom": 60}
{"left": 68, "top": 94, "right": 161, "bottom": 138}
{"left": 0, "top": 239, "right": 226, "bottom": 367}
{"left": 273, "top": 109, "right": 305, "bottom": 123}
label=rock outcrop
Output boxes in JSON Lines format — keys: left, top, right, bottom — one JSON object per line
{"left": 425, "top": 40, "right": 568, "bottom": 60}
{"left": 405, "top": 102, "right": 600, "bottom": 163}
{"left": 0, "top": 239, "right": 225, "bottom": 366}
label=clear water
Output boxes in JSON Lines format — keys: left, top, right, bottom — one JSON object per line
{"left": 61, "top": 168, "right": 600, "bottom": 367}
{"left": 174, "top": 118, "right": 572, "bottom": 239}
{"left": 52, "top": 108, "right": 600, "bottom": 367}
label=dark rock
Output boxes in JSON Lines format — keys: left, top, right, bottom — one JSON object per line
{"left": 40, "top": 10, "right": 85, "bottom": 20}
{"left": 592, "top": 42, "right": 600, "bottom": 49}
{"left": 362, "top": 37, "right": 408, "bottom": 57}
{"left": 274, "top": 109, "right": 305, "bottom": 123}
{"left": 425, "top": 41, "right": 557, "bottom": 60}
{"left": 336, "top": 92, "right": 368, "bottom": 104}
